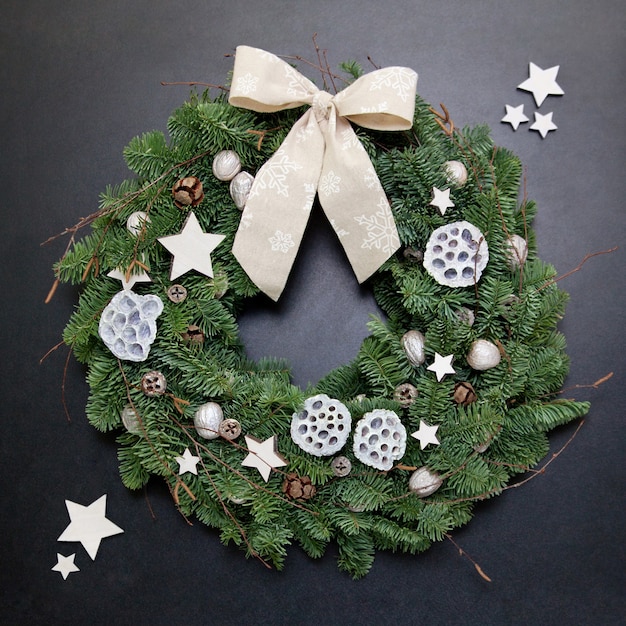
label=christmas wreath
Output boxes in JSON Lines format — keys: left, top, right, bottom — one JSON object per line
{"left": 50, "top": 46, "right": 590, "bottom": 578}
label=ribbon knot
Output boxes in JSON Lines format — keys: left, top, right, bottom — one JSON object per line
{"left": 229, "top": 45, "right": 418, "bottom": 301}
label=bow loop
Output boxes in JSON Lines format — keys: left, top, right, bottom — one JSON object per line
{"left": 229, "top": 46, "right": 418, "bottom": 301}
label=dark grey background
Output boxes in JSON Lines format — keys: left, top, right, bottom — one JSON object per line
{"left": 2, "top": 1, "right": 624, "bottom": 624}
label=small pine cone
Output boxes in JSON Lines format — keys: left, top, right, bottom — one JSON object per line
{"left": 172, "top": 176, "right": 204, "bottom": 209}
{"left": 453, "top": 381, "right": 477, "bottom": 406}
{"left": 281, "top": 473, "right": 316, "bottom": 500}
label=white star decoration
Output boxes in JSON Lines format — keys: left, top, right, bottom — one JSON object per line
{"left": 107, "top": 267, "right": 151, "bottom": 290}
{"left": 530, "top": 111, "right": 558, "bottom": 138}
{"left": 241, "top": 435, "right": 288, "bottom": 482}
{"left": 175, "top": 448, "right": 200, "bottom": 475}
{"left": 501, "top": 104, "right": 529, "bottom": 130}
{"left": 517, "top": 62, "right": 564, "bottom": 107}
{"left": 158, "top": 212, "right": 225, "bottom": 280}
{"left": 411, "top": 420, "right": 440, "bottom": 450}
{"left": 51, "top": 553, "right": 80, "bottom": 580}
{"left": 429, "top": 187, "right": 455, "bottom": 216}
{"left": 427, "top": 352, "right": 456, "bottom": 382}
{"left": 57, "top": 495, "right": 124, "bottom": 560}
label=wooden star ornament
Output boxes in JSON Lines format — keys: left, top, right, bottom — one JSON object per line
{"left": 429, "top": 187, "right": 455, "bottom": 216}
{"left": 411, "top": 420, "right": 440, "bottom": 450}
{"left": 427, "top": 352, "right": 456, "bottom": 382}
{"left": 517, "top": 62, "right": 564, "bottom": 107}
{"left": 241, "top": 435, "right": 288, "bottom": 482}
{"left": 158, "top": 212, "right": 225, "bottom": 280}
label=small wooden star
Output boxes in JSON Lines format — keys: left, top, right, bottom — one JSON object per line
{"left": 427, "top": 352, "right": 456, "bottom": 382}
{"left": 411, "top": 420, "right": 440, "bottom": 450}
{"left": 517, "top": 62, "right": 564, "bottom": 107}
{"left": 429, "top": 187, "right": 455, "bottom": 216}
{"left": 175, "top": 448, "right": 200, "bottom": 475}
{"left": 501, "top": 104, "right": 529, "bottom": 130}
{"left": 530, "top": 111, "right": 557, "bottom": 138}
{"left": 51, "top": 553, "right": 80, "bottom": 580}
{"left": 241, "top": 435, "right": 287, "bottom": 482}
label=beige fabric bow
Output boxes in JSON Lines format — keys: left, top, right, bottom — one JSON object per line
{"left": 229, "top": 45, "right": 418, "bottom": 301}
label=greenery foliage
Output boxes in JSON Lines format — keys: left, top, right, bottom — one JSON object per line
{"left": 54, "top": 64, "right": 589, "bottom": 578}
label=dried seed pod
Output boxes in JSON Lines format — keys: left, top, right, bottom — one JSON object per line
{"left": 218, "top": 418, "right": 242, "bottom": 441}
{"left": 331, "top": 456, "right": 352, "bottom": 477}
{"left": 229, "top": 171, "right": 254, "bottom": 209}
{"left": 403, "top": 247, "right": 423, "bottom": 262}
{"left": 402, "top": 330, "right": 426, "bottom": 366}
{"left": 166, "top": 284, "right": 187, "bottom": 303}
{"left": 467, "top": 339, "right": 501, "bottom": 371}
{"left": 282, "top": 473, "right": 316, "bottom": 500}
{"left": 194, "top": 402, "right": 223, "bottom": 440}
{"left": 394, "top": 382, "right": 418, "bottom": 407}
{"left": 172, "top": 176, "right": 204, "bottom": 209}
{"left": 353, "top": 409, "right": 406, "bottom": 471}
{"left": 408, "top": 467, "right": 443, "bottom": 498}
{"left": 182, "top": 324, "right": 205, "bottom": 344}
{"left": 453, "top": 381, "right": 477, "bottom": 406}
{"left": 212, "top": 150, "right": 241, "bottom": 181}
{"left": 444, "top": 160, "right": 468, "bottom": 187}
{"left": 141, "top": 370, "right": 167, "bottom": 397}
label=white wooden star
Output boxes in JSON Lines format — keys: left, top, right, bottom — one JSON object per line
{"left": 427, "top": 352, "right": 456, "bottom": 382}
{"left": 411, "top": 420, "right": 440, "bottom": 450}
{"left": 158, "top": 212, "right": 225, "bottom": 280}
{"left": 501, "top": 104, "right": 529, "bottom": 130}
{"left": 57, "top": 494, "right": 124, "bottom": 560}
{"left": 241, "top": 435, "right": 288, "bottom": 482}
{"left": 51, "top": 553, "right": 80, "bottom": 580}
{"left": 517, "top": 62, "right": 564, "bottom": 107}
{"left": 429, "top": 187, "right": 455, "bottom": 216}
{"left": 107, "top": 267, "right": 152, "bottom": 290}
{"left": 530, "top": 111, "right": 558, "bottom": 138}
{"left": 175, "top": 447, "right": 200, "bottom": 475}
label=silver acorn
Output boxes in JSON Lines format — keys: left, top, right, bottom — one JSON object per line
{"left": 194, "top": 401, "right": 224, "bottom": 439}
{"left": 402, "top": 330, "right": 426, "bottom": 366}
{"left": 467, "top": 339, "right": 501, "bottom": 371}
{"left": 408, "top": 467, "right": 443, "bottom": 497}
{"left": 212, "top": 150, "right": 242, "bottom": 181}
{"left": 229, "top": 171, "right": 254, "bottom": 210}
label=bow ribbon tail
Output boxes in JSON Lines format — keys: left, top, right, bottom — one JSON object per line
{"left": 232, "top": 111, "right": 324, "bottom": 301}
{"left": 318, "top": 116, "right": 400, "bottom": 283}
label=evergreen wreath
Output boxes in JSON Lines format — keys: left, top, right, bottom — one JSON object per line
{"left": 50, "top": 49, "right": 590, "bottom": 578}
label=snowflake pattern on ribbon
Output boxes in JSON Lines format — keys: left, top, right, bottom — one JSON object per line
{"left": 340, "top": 129, "right": 360, "bottom": 151}
{"left": 250, "top": 148, "right": 302, "bottom": 198}
{"left": 269, "top": 230, "right": 296, "bottom": 253}
{"left": 354, "top": 198, "right": 400, "bottom": 254}
{"left": 363, "top": 167, "right": 381, "bottom": 190}
{"left": 301, "top": 182, "right": 316, "bottom": 211}
{"left": 319, "top": 170, "right": 341, "bottom": 196}
{"left": 369, "top": 68, "right": 416, "bottom": 103}
{"left": 360, "top": 102, "right": 390, "bottom": 114}
{"left": 285, "top": 65, "right": 315, "bottom": 99}
{"left": 236, "top": 72, "right": 259, "bottom": 96}
{"left": 330, "top": 219, "right": 349, "bottom": 238}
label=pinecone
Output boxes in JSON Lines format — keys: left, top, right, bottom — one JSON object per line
{"left": 281, "top": 473, "right": 316, "bottom": 500}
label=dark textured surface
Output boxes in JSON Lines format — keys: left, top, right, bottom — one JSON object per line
{"left": 1, "top": 2, "right": 624, "bottom": 624}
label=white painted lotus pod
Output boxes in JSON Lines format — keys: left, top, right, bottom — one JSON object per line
{"left": 291, "top": 394, "right": 351, "bottom": 456}
{"left": 423, "top": 221, "right": 489, "bottom": 288}
{"left": 402, "top": 330, "right": 426, "bottom": 366}
{"left": 467, "top": 339, "right": 501, "bottom": 371}
{"left": 353, "top": 409, "right": 406, "bottom": 471}
{"left": 444, "top": 160, "right": 468, "bottom": 187}
{"left": 194, "top": 402, "right": 224, "bottom": 440}
{"left": 121, "top": 406, "right": 142, "bottom": 435}
{"left": 506, "top": 234, "right": 528, "bottom": 270}
{"left": 229, "top": 171, "right": 254, "bottom": 210}
{"left": 408, "top": 467, "right": 443, "bottom": 497}
{"left": 126, "top": 211, "right": 150, "bottom": 236}
{"left": 98, "top": 291, "right": 163, "bottom": 362}
{"left": 212, "top": 149, "right": 241, "bottom": 181}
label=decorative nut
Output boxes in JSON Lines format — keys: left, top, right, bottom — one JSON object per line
{"left": 166, "top": 284, "right": 187, "bottom": 303}
{"left": 212, "top": 150, "right": 241, "bottom": 181}
{"left": 394, "top": 383, "right": 418, "bottom": 408}
{"left": 172, "top": 176, "right": 204, "bottom": 209}
{"left": 194, "top": 402, "right": 223, "bottom": 440}
{"left": 444, "top": 160, "right": 468, "bottom": 187}
{"left": 331, "top": 456, "right": 352, "bottom": 477}
{"left": 453, "top": 381, "right": 477, "bottom": 406}
{"left": 506, "top": 234, "right": 528, "bottom": 270}
{"left": 402, "top": 330, "right": 426, "bottom": 366}
{"left": 467, "top": 339, "right": 501, "bottom": 371}
{"left": 141, "top": 371, "right": 167, "bottom": 397}
{"left": 182, "top": 324, "right": 205, "bottom": 344}
{"left": 218, "top": 418, "right": 242, "bottom": 441}
{"left": 229, "top": 171, "right": 254, "bottom": 209}
{"left": 408, "top": 467, "right": 443, "bottom": 498}
{"left": 121, "top": 406, "right": 142, "bottom": 434}
{"left": 403, "top": 247, "right": 423, "bottom": 262}
{"left": 455, "top": 307, "right": 475, "bottom": 326}
{"left": 126, "top": 211, "right": 150, "bottom": 236}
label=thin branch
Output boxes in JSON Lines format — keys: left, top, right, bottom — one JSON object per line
{"left": 538, "top": 247, "right": 617, "bottom": 290}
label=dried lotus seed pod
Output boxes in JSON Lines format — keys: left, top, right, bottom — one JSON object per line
{"left": 353, "top": 409, "right": 406, "bottom": 471}
{"left": 423, "top": 221, "right": 489, "bottom": 288}
{"left": 444, "top": 160, "right": 468, "bottom": 186}
{"left": 229, "top": 171, "right": 254, "bottom": 209}
{"left": 467, "top": 339, "right": 501, "bottom": 371}
{"left": 402, "top": 330, "right": 426, "bottom": 366}
{"left": 408, "top": 467, "right": 443, "bottom": 497}
{"left": 290, "top": 394, "right": 351, "bottom": 456}
{"left": 212, "top": 150, "right": 241, "bottom": 181}
{"left": 194, "top": 402, "right": 223, "bottom": 440}
{"left": 506, "top": 234, "right": 528, "bottom": 270}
